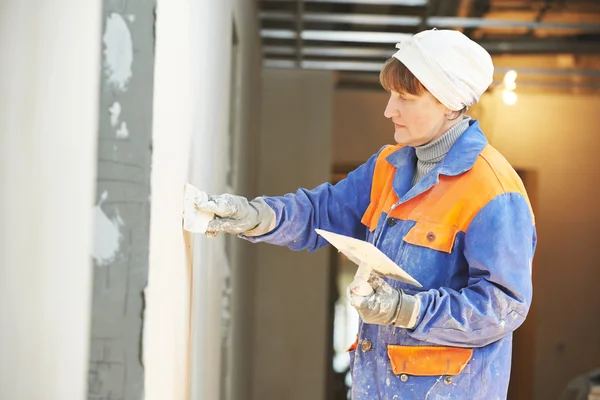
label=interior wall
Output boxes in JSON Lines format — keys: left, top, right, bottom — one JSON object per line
{"left": 254, "top": 69, "right": 334, "bottom": 400}
{"left": 89, "top": 1, "right": 156, "bottom": 398}
{"left": 473, "top": 90, "right": 600, "bottom": 400}
{"left": 145, "top": 0, "right": 261, "bottom": 399}
{"left": 333, "top": 88, "right": 600, "bottom": 400}
{"left": 334, "top": 90, "right": 396, "bottom": 165}
{"left": 0, "top": 2, "right": 101, "bottom": 399}
{"left": 227, "top": 1, "right": 263, "bottom": 399}
{"left": 144, "top": 0, "right": 195, "bottom": 394}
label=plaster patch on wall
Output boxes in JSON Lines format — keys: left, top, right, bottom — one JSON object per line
{"left": 103, "top": 13, "right": 133, "bottom": 91}
{"left": 109, "top": 102, "right": 122, "bottom": 127}
{"left": 116, "top": 122, "right": 129, "bottom": 139}
{"left": 92, "top": 191, "right": 123, "bottom": 267}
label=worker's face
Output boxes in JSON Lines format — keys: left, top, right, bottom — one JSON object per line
{"left": 384, "top": 90, "right": 451, "bottom": 147}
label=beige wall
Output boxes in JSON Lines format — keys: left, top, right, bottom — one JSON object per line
{"left": 334, "top": 90, "right": 393, "bottom": 165}
{"left": 254, "top": 69, "right": 334, "bottom": 400}
{"left": 334, "top": 88, "right": 600, "bottom": 400}
{"left": 475, "top": 90, "right": 600, "bottom": 400}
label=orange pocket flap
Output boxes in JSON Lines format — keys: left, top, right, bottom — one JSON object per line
{"left": 387, "top": 346, "right": 473, "bottom": 376}
{"left": 402, "top": 221, "right": 459, "bottom": 254}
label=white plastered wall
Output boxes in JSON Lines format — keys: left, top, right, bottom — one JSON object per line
{"left": 0, "top": 2, "right": 101, "bottom": 399}
{"left": 144, "top": 0, "right": 261, "bottom": 399}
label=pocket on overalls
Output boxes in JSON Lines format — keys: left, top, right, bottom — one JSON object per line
{"left": 402, "top": 221, "right": 459, "bottom": 254}
{"left": 386, "top": 345, "right": 473, "bottom": 376}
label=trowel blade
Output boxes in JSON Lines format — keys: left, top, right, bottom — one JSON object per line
{"left": 182, "top": 183, "right": 214, "bottom": 233}
{"left": 316, "top": 228, "right": 422, "bottom": 288}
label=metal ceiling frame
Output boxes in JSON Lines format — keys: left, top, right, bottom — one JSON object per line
{"left": 333, "top": 79, "right": 600, "bottom": 90}
{"left": 259, "top": 0, "right": 600, "bottom": 88}
{"left": 260, "top": 11, "right": 600, "bottom": 31}
{"left": 262, "top": 31, "right": 600, "bottom": 54}
{"left": 262, "top": 29, "right": 413, "bottom": 42}
{"left": 264, "top": 59, "right": 600, "bottom": 77}
{"left": 264, "top": 45, "right": 391, "bottom": 57}
{"left": 264, "top": 60, "right": 600, "bottom": 92}
{"left": 261, "top": 11, "right": 422, "bottom": 26}
{"left": 264, "top": 59, "right": 383, "bottom": 71}
{"left": 263, "top": 0, "right": 428, "bottom": 6}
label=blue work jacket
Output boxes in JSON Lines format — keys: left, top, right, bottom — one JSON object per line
{"left": 244, "top": 120, "right": 536, "bottom": 400}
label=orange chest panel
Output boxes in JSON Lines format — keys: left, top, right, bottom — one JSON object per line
{"left": 361, "top": 144, "right": 533, "bottom": 248}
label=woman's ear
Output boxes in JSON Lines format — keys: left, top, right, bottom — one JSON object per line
{"left": 445, "top": 108, "right": 465, "bottom": 121}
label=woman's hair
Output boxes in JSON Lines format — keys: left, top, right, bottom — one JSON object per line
{"left": 379, "top": 57, "right": 426, "bottom": 96}
{"left": 380, "top": 57, "right": 468, "bottom": 117}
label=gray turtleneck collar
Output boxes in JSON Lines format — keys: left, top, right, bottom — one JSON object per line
{"left": 410, "top": 116, "right": 471, "bottom": 187}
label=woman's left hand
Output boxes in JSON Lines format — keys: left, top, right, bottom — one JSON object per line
{"left": 348, "top": 273, "right": 419, "bottom": 328}
{"left": 347, "top": 273, "right": 400, "bottom": 325}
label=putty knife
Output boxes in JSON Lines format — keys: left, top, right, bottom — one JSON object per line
{"left": 182, "top": 183, "right": 214, "bottom": 233}
{"left": 315, "top": 228, "right": 422, "bottom": 296}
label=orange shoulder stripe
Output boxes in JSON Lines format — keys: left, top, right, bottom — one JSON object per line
{"left": 361, "top": 144, "right": 535, "bottom": 233}
{"left": 360, "top": 145, "right": 402, "bottom": 231}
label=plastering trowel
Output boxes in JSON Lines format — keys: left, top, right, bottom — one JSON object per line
{"left": 182, "top": 183, "right": 214, "bottom": 233}
{"left": 315, "top": 229, "right": 422, "bottom": 296}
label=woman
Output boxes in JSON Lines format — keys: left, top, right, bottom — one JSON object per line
{"left": 199, "top": 29, "right": 536, "bottom": 400}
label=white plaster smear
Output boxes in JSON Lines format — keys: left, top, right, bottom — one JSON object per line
{"left": 103, "top": 13, "right": 133, "bottom": 91}
{"left": 182, "top": 183, "right": 213, "bottom": 233}
{"left": 109, "top": 101, "right": 121, "bottom": 127}
{"left": 92, "top": 191, "right": 123, "bottom": 266}
{"left": 116, "top": 121, "right": 129, "bottom": 139}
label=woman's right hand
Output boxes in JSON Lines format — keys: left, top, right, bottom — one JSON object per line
{"left": 196, "top": 194, "right": 276, "bottom": 237}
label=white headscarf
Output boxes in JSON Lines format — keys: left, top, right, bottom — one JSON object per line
{"left": 392, "top": 29, "right": 494, "bottom": 111}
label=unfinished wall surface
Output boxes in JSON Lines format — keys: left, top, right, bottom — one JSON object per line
{"left": 333, "top": 88, "right": 600, "bottom": 400}
{"left": 0, "top": 2, "right": 101, "bottom": 399}
{"left": 89, "top": 1, "right": 155, "bottom": 399}
{"left": 254, "top": 69, "right": 334, "bottom": 400}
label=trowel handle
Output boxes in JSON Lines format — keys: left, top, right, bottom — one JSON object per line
{"left": 350, "top": 262, "right": 373, "bottom": 297}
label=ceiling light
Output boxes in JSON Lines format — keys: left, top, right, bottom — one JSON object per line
{"left": 504, "top": 70, "right": 518, "bottom": 85}
{"left": 504, "top": 81, "right": 516, "bottom": 91}
{"left": 502, "top": 89, "right": 518, "bottom": 106}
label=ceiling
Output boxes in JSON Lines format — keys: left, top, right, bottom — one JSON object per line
{"left": 258, "top": 0, "right": 600, "bottom": 91}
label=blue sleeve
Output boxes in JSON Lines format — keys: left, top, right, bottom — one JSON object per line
{"left": 408, "top": 192, "right": 536, "bottom": 347}
{"left": 241, "top": 146, "right": 387, "bottom": 252}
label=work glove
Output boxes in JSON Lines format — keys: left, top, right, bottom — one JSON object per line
{"left": 348, "top": 273, "right": 420, "bottom": 329}
{"left": 196, "top": 194, "right": 277, "bottom": 237}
